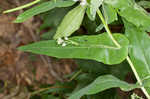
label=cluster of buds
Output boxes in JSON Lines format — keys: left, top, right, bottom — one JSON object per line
{"left": 57, "top": 37, "right": 69, "bottom": 47}
{"left": 73, "top": 0, "right": 87, "bottom": 6}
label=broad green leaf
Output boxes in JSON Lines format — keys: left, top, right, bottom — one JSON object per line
{"left": 14, "top": 0, "right": 75, "bottom": 23}
{"left": 19, "top": 33, "right": 129, "bottom": 65}
{"left": 124, "top": 21, "right": 150, "bottom": 93}
{"left": 53, "top": 5, "right": 86, "bottom": 39}
{"left": 69, "top": 75, "right": 139, "bottom": 99}
{"left": 89, "top": 0, "right": 103, "bottom": 20}
{"left": 104, "top": 0, "right": 150, "bottom": 31}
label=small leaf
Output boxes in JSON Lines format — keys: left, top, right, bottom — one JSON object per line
{"left": 14, "top": 0, "right": 75, "bottom": 23}
{"left": 89, "top": 0, "right": 103, "bottom": 20}
{"left": 18, "top": 33, "right": 129, "bottom": 65}
{"left": 69, "top": 75, "right": 139, "bottom": 99}
{"left": 86, "top": 7, "right": 95, "bottom": 21}
{"left": 124, "top": 21, "right": 150, "bottom": 93}
{"left": 53, "top": 5, "right": 86, "bottom": 39}
{"left": 96, "top": 4, "right": 118, "bottom": 32}
{"left": 102, "top": 4, "right": 118, "bottom": 24}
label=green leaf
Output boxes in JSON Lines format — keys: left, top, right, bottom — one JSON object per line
{"left": 76, "top": 59, "right": 131, "bottom": 80}
{"left": 40, "top": 29, "right": 56, "bottom": 40}
{"left": 76, "top": 59, "right": 109, "bottom": 74}
{"left": 42, "top": 82, "right": 75, "bottom": 94}
{"left": 14, "top": 0, "right": 75, "bottom": 23}
{"left": 89, "top": 0, "right": 103, "bottom": 20}
{"left": 40, "top": 7, "right": 71, "bottom": 30}
{"left": 69, "top": 75, "right": 139, "bottom": 99}
{"left": 86, "top": 7, "right": 95, "bottom": 21}
{"left": 18, "top": 33, "right": 129, "bottom": 65}
{"left": 138, "top": 1, "right": 150, "bottom": 9}
{"left": 96, "top": 4, "right": 118, "bottom": 32}
{"left": 102, "top": 4, "right": 118, "bottom": 24}
{"left": 124, "top": 21, "right": 150, "bottom": 93}
{"left": 82, "top": 16, "right": 98, "bottom": 34}
{"left": 53, "top": 5, "right": 86, "bottom": 39}
{"left": 104, "top": 0, "right": 150, "bottom": 31}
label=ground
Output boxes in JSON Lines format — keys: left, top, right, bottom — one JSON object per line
{"left": 0, "top": 0, "right": 76, "bottom": 98}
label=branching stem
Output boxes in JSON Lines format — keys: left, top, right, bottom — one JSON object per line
{"left": 97, "top": 9, "right": 150, "bottom": 99}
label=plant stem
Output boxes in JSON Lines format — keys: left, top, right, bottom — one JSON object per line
{"left": 97, "top": 9, "right": 150, "bottom": 98}
{"left": 30, "top": 86, "right": 70, "bottom": 96}
{"left": 96, "top": 10, "right": 121, "bottom": 48}
{"left": 69, "top": 69, "right": 82, "bottom": 81}
{"left": 126, "top": 56, "right": 150, "bottom": 99}
{"left": 3, "top": 0, "right": 41, "bottom": 13}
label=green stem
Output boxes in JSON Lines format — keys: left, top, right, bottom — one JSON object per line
{"left": 127, "top": 56, "right": 150, "bottom": 99}
{"left": 3, "top": 0, "right": 41, "bottom": 13}
{"left": 69, "top": 70, "right": 82, "bottom": 81}
{"left": 97, "top": 9, "right": 150, "bottom": 98}
{"left": 96, "top": 9, "right": 121, "bottom": 48}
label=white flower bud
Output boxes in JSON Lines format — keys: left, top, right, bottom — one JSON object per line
{"left": 57, "top": 38, "right": 64, "bottom": 44}
{"left": 62, "top": 43, "right": 67, "bottom": 47}
{"left": 64, "top": 37, "right": 69, "bottom": 40}
{"left": 80, "top": 0, "right": 87, "bottom": 6}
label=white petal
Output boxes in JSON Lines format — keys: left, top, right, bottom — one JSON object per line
{"left": 62, "top": 43, "right": 67, "bottom": 47}
{"left": 64, "top": 37, "right": 69, "bottom": 40}
{"left": 80, "top": 0, "right": 87, "bottom": 6}
{"left": 57, "top": 38, "right": 64, "bottom": 44}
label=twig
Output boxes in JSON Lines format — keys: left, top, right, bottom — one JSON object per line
{"left": 3, "top": 0, "right": 41, "bottom": 13}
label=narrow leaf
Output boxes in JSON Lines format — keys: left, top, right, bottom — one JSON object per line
{"left": 125, "top": 21, "right": 150, "bottom": 92}
{"left": 69, "top": 75, "right": 139, "bottom": 99}
{"left": 19, "top": 33, "right": 129, "bottom": 65}
{"left": 53, "top": 5, "right": 86, "bottom": 39}
{"left": 14, "top": 0, "right": 75, "bottom": 23}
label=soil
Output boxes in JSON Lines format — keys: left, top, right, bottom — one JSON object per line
{"left": 0, "top": 0, "right": 76, "bottom": 98}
